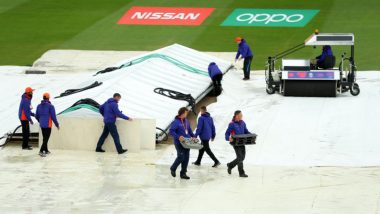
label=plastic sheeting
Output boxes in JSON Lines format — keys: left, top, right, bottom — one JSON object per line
{"left": 158, "top": 70, "right": 380, "bottom": 167}
{"left": 1, "top": 146, "right": 379, "bottom": 213}
{"left": 0, "top": 44, "right": 232, "bottom": 139}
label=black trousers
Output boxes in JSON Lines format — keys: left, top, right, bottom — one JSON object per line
{"left": 212, "top": 74, "right": 223, "bottom": 96}
{"left": 195, "top": 140, "right": 219, "bottom": 164}
{"left": 212, "top": 74, "right": 223, "bottom": 88}
{"left": 317, "top": 60, "right": 327, "bottom": 69}
{"left": 21, "top": 120, "right": 30, "bottom": 148}
{"left": 170, "top": 143, "right": 190, "bottom": 175}
{"left": 229, "top": 146, "right": 246, "bottom": 174}
{"left": 40, "top": 128, "right": 52, "bottom": 153}
{"left": 96, "top": 122, "right": 123, "bottom": 153}
{"left": 243, "top": 56, "right": 253, "bottom": 79}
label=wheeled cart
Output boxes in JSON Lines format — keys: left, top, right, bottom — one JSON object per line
{"left": 265, "top": 31, "right": 360, "bottom": 97}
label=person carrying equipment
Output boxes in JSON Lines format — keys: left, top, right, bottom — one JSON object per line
{"left": 208, "top": 62, "right": 223, "bottom": 96}
{"left": 35, "top": 93, "right": 59, "bottom": 157}
{"left": 315, "top": 45, "right": 335, "bottom": 69}
{"left": 170, "top": 107, "right": 195, "bottom": 180}
{"left": 193, "top": 106, "right": 221, "bottom": 167}
{"left": 235, "top": 37, "right": 254, "bottom": 80}
{"left": 225, "top": 110, "right": 251, "bottom": 178}
{"left": 96, "top": 93, "right": 132, "bottom": 154}
{"left": 18, "top": 87, "right": 35, "bottom": 150}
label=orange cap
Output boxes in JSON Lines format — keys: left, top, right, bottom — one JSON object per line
{"left": 43, "top": 92, "right": 50, "bottom": 99}
{"left": 25, "top": 87, "right": 34, "bottom": 93}
{"left": 235, "top": 37, "right": 242, "bottom": 43}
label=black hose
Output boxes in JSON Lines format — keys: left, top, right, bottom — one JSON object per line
{"left": 153, "top": 88, "right": 196, "bottom": 115}
{"left": 274, "top": 43, "right": 305, "bottom": 59}
{"left": 71, "top": 98, "right": 100, "bottom": 108}
{"left": 58, "top": 98, "right": 100, "bottom": 115}
{"left": 93, "top": 66, "right": 123, "bottom": 76}
{"left": 55, "top": 81, "right": 103, "bottom": 98}
{"left": 0, "top": 125, "right": 22, "bottom": 147}
{"left": 156, "top": 127, "right": 169, "bottom": 143}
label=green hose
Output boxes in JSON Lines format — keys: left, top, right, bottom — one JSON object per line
{"left": 119, "top": 53, "right": 208, "bottom": 76}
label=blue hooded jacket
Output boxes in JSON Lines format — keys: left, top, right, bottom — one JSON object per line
{"left": 36, "top": 100, "right": 59, "bottom": 128}
{"left": 235, "top": 39, "right": 253, "bottom": 59}
{"left": 170, "top": 116, "right": 194, "bottom": 145}
{"left": 225, "top": 120, "right": 251, "bottom": 141}
{"left": 317, "top": 45, "right": 334, "bottom": 63}
{"left": 195, "top": 112, "right": 216, "bottom": 141}
{"left": 208, "top": 62, "right": 223, "bottom": 79}
{"left": 18, "top": 93, "right": 34, "bottom": 121}
{"left": 99, "top": 98, "right": 129, "bottom": 123}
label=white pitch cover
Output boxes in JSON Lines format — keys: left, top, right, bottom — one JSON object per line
{"left": 0, "top": 44, "right": 232, "bottom": 139}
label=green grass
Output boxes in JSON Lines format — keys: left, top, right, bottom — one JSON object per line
{"left": 0, "top": 0, "right": 379, "bottom": 69}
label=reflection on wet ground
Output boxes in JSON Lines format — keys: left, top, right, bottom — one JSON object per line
{"left": 1, "top": 145, "right": 380, "bottom": 214}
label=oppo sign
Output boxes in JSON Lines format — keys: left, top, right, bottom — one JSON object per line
{"left": 221, "top": 9, "right": 319, "bottom": 27}
{"left": 237, "top": 13, "right": 304, "bottom": 24}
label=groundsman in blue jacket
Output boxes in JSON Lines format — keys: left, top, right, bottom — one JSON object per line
{"left": 96, "top": 93, "right": 132, "bottom": 154}
{"left": 235, "top": 37, "right": 253, "bottom": 80}
{"left": 208, "top": 62, "right": 223, "bottom": 95}
{"left": 170, "top": 107, "right": 195, "bottom": 180}
{"left": 316, "top": 45, "right": 334, "bottom": 69}
{"left": 35, "top": 92, "right": 59, "bottom": 157}
{"left": 225, "top": 110, "right": 250, "bottom": 178}
{"left": 18, "top": 87, "right": 35, "bottom": 150}
{"left": 193, "top": 106, "right": 220, "bottom": 167}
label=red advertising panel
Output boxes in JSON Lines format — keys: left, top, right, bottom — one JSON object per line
{"left": 118, "top": 6, "right": 215, "bottom": 26}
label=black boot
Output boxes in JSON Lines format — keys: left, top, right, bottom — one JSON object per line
{"left": 192, "top": 161, "right": 201, "bottom": 166}
{"left": 212, "top": 162, "right": 221, "bottom": 168}
{"left": 170, "top": 170, "right": 176, "bottom": 178}
{"left": 180, "top": 174, "right": 190, "bottom": 180}
{"left": 96, "top": 148, "right": 105, "bottom": 153}
{"left": 227, "top": 163, "right": 232, "bottom": 174}
{"left": 22, "top": 146, "right": 33, "bottom": 150}
{"left": 118, "top": 149, "right": 128, "bottom": 154}
{"left": 239, "top": 173, "right": 248, "bottom": 178}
